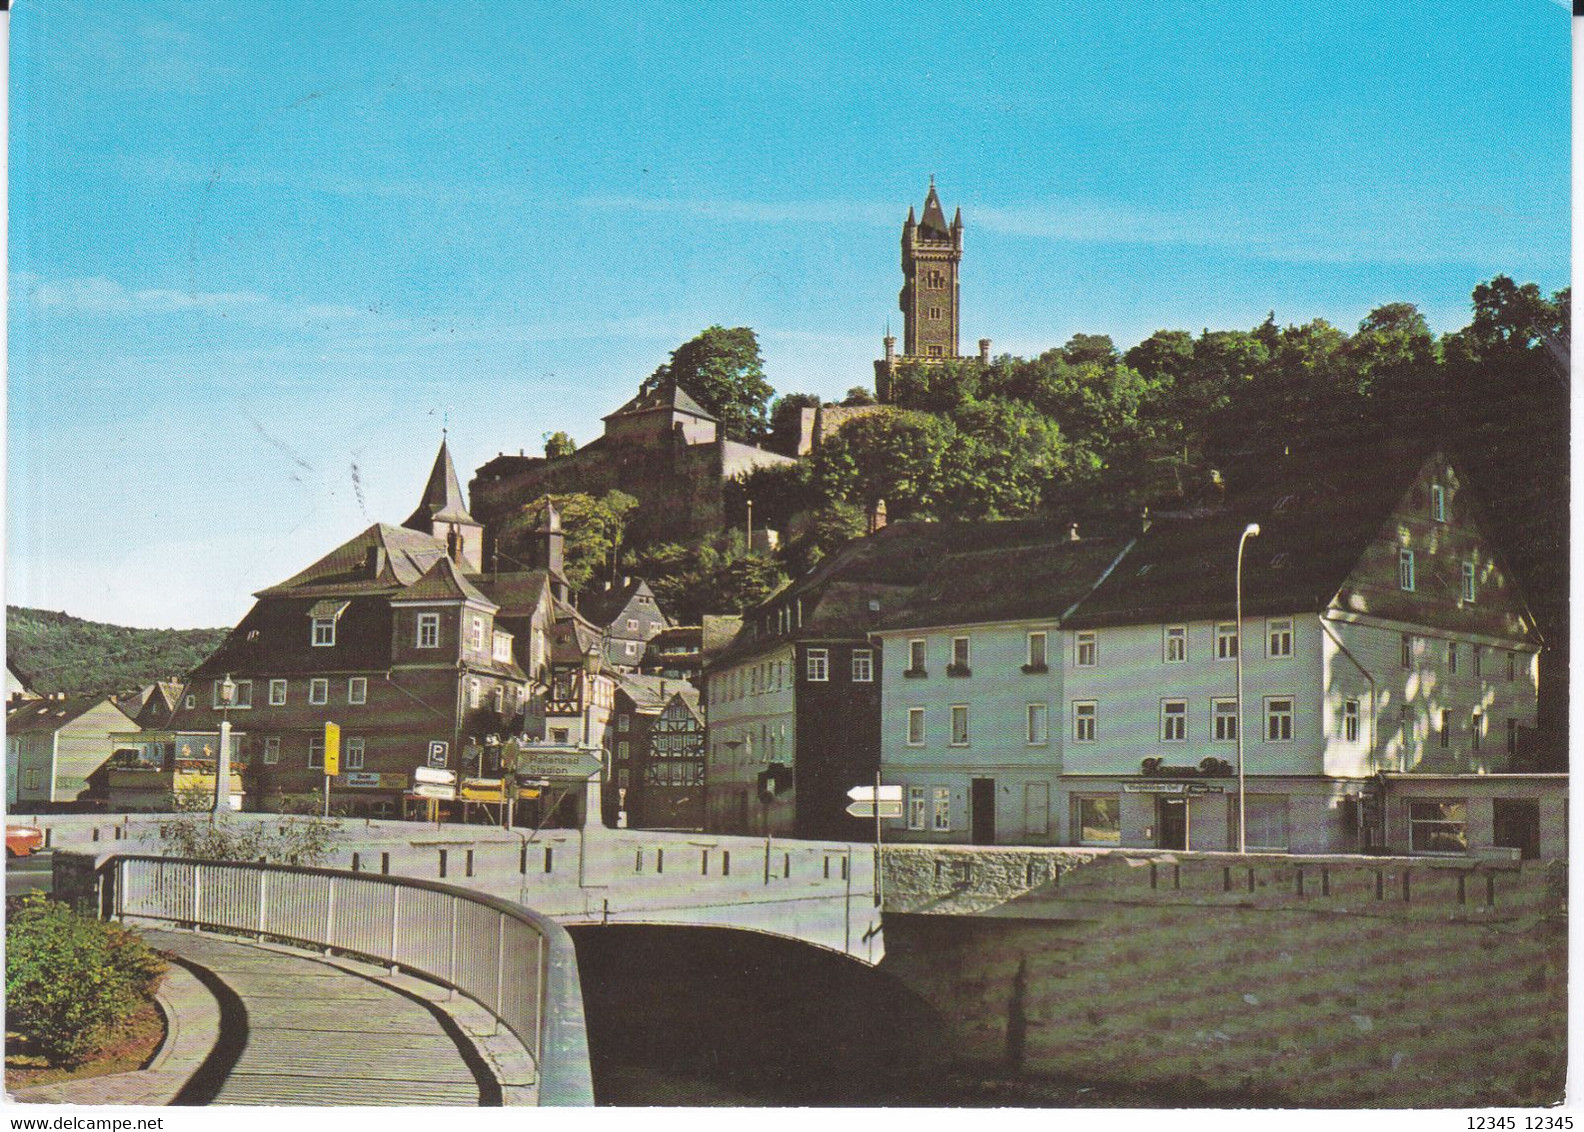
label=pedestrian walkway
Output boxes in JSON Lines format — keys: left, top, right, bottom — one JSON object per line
{"left": 145, "top": 930, "right": 493, "bottom": 1106}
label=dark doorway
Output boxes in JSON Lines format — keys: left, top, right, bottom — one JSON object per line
{"left": 1493, "top": 798, "right": 1541, "bottom": 859}
{"left": 970, "top": 778, "right": 996, "bottom": 844}
{"left": 1157, "top": 797, "right": 1189, "bottom": 850}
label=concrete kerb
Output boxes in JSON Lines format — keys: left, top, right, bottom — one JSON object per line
{"left": 6, "top": 961, "right": 221, "bottom": 1107}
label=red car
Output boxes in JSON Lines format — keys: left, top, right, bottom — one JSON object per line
{"left": 6, "top": 824, "right": 45, "bottom": 857}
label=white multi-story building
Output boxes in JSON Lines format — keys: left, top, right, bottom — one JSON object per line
{"left": 881, "top": 446, "right": 1561, "bottom": 858}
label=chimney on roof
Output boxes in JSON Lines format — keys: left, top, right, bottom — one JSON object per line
{"left": 1068, "top": 523, "right": 1080, "bottom": 542}
{"left": 868, "top": 498, "right": 888, "bottom": 534}
{"left": 979, "top": 338, "right": 991, "bottom": 364}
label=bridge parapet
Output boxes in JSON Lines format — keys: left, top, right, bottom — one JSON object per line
{"left": 883, "top": 844, "right": 1566, "bottom": 924}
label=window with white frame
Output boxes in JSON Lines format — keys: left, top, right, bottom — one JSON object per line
{"left": 468, "top": 678, "right": 481, "bottom": 709}
{"left": 1447, "top": 642, "right": 1458, "bottom": 673}
{"left": 470, "top": 616, "right": 485, "bottom": 652}
{"left": 263, "top": 737, "right": 280, "bottom": 765}
{"left": 309, "top": 678, "right": 328, "bottom": 705}
{"left": 1073, "top": 701, "right": 1097, "bottom": 742}
{"left": 348, "top": 677, "right": 367, "bottom": 705}
{"left": 908, "top": 639, "right": 927, "bottom": 674}
{"left": 806, "top": 648, "right": 829, "bottom": 682}
{"left": 950, "top": 705, "right": 970, "bottom": 746}
{"left": 1027, "top": 632, "right": 1048, "bottom": 670}
{"left": 906, "top": 707, "right": 925, "bottom": 746}
{"left": 1216, "top": 623, "right": 1238, "bottom": 659}
{"left": 1267, "top": 618, "right": 1293, "bottom": 658}
{"left": 950, "top": 637, "right": 970, "bottom": 672}
{"left": 1212, "top": 699, "right": 1238, "bottom": 742}
{"left": 908, "top": 787, "right": 926, "bottom": 831}
{"left": 1431, "top": 483, "right": 1446, "bottom": 522}
{"left": 1164, "top": 625, "right": 1187, "bottom": 663}
{"left": 1398, "top": 548, "right": 1416, "bottom": 592}
{"left": 1265, "top": 697, "right": 1294, "bottom": 742}
{"left": 1472, "top": 711, "right": 1483, "bottom": 751}
{"left": 1075, "top": 632, "right": 1097, "bottom": 667}
{"left": 213, "top": 679, "right": 253, "bottom": 709}
{"left": 308, "top": 737, "right": 324, "bottom": 770}
{"left": 345, "top": 737, "right": 365, "bottom": 770}
{"left": 851, "top": 649, "right": 874, "bottom": 683}
{"left": 1074, "top": 795, "right": 1121, "bottom": 845}
{"left": 493, "top": 685, "right": 505, "bottom": 713}
{"left": 1408, "top": 800, "right": 1467, "bottom": 853}
{"left": 268, "top": 679, "right": 287, "bottom": 706}
{"left": 1461, "top": 562, "right": 1476, "bottom": 603}
{"left": 417, "top": 613, "right": 440, "bottom": 649}
{"left": 312, "top": 617, "right": 336, "bottom": 647}
{"left": 626, "top": 618, "right": 638, "bottom": 631}
{"left": 1344, "top": 699, "right": 1360, "bottom": 742}
{"left": 185, "top": 695, "right": 194, "bottom": 709}
{"left": 931, "top": 787, "right": 951, "bottom": 831}
{"left": 1027, "top": 703, "right": 1049, "bottom": 745}
{"left": 1401, "top": 633, "right": 1413, "bottom": 669}
{"left": 494, "top": 632, "right": 513, "bottom": 663}
{"left": 1160, "top": 700, "right": 1187, "bottom": 742}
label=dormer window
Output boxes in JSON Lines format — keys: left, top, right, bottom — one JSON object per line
{"left": 492, "top": 630, "right": 514, "bottom": 664}
{"left": 1398, "top": 549, "right": 1416, "bottom": 592}
{"left": 417, "top": 613, "right": 440, "bottom": 649}
{"left": 470, "top": 615, "right": 485, "bottom": 652}
{"left": 309, "top": 600, "right": 347, "bottom": 647}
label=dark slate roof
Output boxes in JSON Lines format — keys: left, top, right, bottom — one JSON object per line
{"left": 550, "top": 600, "right": 609, "bottom": 670}
{"left": 403, "top": 440, "right": 478, "bottom": 529}
{"left": 400, "top": 556, "right": 496, "bottom": 608}
{"left": 1064, "top": 441, "right": 1436, "bottom": 629}
{"left": 579, "top": 578, "right": 657, "bottom": 629}
{"left": 917, "top": 183, "right": 951, "bottom": 240}
{"left": 7, "top": 695, "right": 131, "bottom": 736}
{"left": 614, "top": 672, "right": 674, "bottom": 713}
{"left": 256, "top": 524, "right": 449, "bottom": 598}
{"left": 473, "top": 570, "right": 552, "bottom": 620}
{"left": 192, "top": 596, "right": 396, "bottom": 678}
{"left": 878, "top": 528, "right": 1129, "bottom": 631}
{"left": 603, "top": 380, "right": 717, "bottom": 422}
{"left": 699, "top": 616, "right": 742, "bottom": 665}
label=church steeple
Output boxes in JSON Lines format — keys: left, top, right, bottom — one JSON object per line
{"left": 404, "top": 436, "right": 483, "bottom": 572}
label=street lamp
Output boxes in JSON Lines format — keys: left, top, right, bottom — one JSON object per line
{"left": 1235, "top": 523, "right": 1260, "bottom": 854}
{"left": 214, "top": 674, "right": 236, "bottom": 816}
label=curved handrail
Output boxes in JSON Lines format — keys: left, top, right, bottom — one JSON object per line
{"left": 98, "top": 854, "right": 593, "bottom": 1106}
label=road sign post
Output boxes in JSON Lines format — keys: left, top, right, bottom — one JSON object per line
{"left": 323, "top": 723, "right": 340, "bottom": 818}
{"left": 847, "top": 781, "right": 904, "bottom": 906}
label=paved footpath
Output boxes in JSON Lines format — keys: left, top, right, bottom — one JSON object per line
{"left": 143, "top": 930, "right": 491, "bottom": 1106}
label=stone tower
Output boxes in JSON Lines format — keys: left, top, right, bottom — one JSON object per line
{"left": 876, "top": 179, "right": 964, "bottom": 401}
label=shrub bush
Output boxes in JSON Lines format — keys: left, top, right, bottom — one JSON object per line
{"left": 5, "top": 894, "right": 167, "bottom": 1067}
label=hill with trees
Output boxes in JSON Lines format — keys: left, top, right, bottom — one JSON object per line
{"left": 6, "top": 607, "right": 228, "bottom": 697}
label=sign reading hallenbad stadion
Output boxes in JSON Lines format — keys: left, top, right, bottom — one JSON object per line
{"left": 1122, "top": 782, "right": 1227, "bottom": 795}
{"left": 504, "top": 741, "right": 602, "bottom": 779}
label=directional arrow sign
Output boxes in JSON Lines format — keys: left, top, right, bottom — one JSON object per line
{"left": 414, "top": 766, "right": 457, "bottom": 786}
{"left": 413, "top": 783, "right": 457, "bottom": 801}
{"left": 847, "top": 784, "right": 904, "bottom": 803}
{"left": 846, "top": 799, "right": 904, "bottom": 819}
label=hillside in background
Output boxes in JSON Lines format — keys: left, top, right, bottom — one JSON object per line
{"left": 6, "top": 607, "right": 228, "bottom": 697}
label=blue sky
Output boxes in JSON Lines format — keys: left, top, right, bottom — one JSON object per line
{"left": 8, "top": 0, "right": 1571, "bottom": 629}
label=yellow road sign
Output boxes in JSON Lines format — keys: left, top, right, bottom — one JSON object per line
{"left": 324, "top": 722, "right": 341, "bottom": 776}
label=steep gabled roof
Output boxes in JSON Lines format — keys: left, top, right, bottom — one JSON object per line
{"left": 580, "top": 578, "right": 663, "bottom": 630}
{"left": 404, "top": 439, "right": 479, "bottom": 530}
{"left": 472, "top": 570, "right": 552, "bottom": 621}
{"left": 603, "top": 380, "right": 717, "bottom": 422}
{"left": 399, "top": 555, "right": 496, "bottom": 609}
{"left": 256, "top": 523, "right": 449, "bottom": 598}
{"left": 613, "top": 672, "right": 674, "bottom": 713}
{"left": 1064, "top": 441, "right": 1443, "bottom": 629}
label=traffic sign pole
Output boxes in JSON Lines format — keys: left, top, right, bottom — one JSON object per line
{"left": 874, "top": 770, "right": 883, "bottom": 908}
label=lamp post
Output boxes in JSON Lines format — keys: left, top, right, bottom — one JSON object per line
{"left": 1235, "top": 523, "right": 1261, "bottom": 854}
{"left": 214, "top": 674, "right": 235, "bottom": 816}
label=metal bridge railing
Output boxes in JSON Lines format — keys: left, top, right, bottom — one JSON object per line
{"left": 98, "top": 855, "right": 593, "bottom": 1106}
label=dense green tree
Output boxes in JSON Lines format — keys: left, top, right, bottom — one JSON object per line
{"left": 841, "top": 386, "right": 877, "bottom": 406}
{"left": 5, "top": 608, "right": 229, "bottom": 697}
{"left": 496, "top": 490, "right": 638, "bottom": 593}
{"left": 642, "top": 326, "right": 774, "bottom": 441}
{"left": 542, "top": 431, "right": 577, "bottom": 459}
{"left": 884, "top": 357, "right": 984, "bottom": 414}
{"left": 767, "top": 392, "right": 822, "bottom": 454}
{"left": 634, "top": 532, "right": 788, "bottom": 623}
{"left": 809, "top": 409, "right": 956, "bottom": 519}
{"left": 936, "top": 397, "right": 1064, "bottom": 519}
